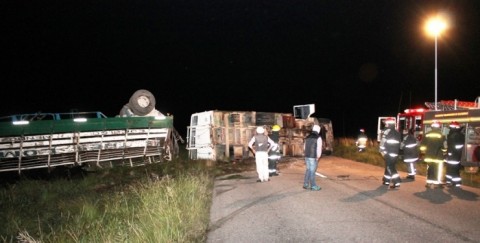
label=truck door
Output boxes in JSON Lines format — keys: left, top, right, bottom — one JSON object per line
{"left": 465, "top": 125, "right": 480, "bottom": 167}
{"left": 187, "top": 111, "right": 214, "bottom": 160}
{"left": 377, "top": 116, "right": 396, "bottom": 142}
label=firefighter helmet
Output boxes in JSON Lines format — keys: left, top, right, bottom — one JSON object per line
{"left": 272, "top": 125, "right": 281, "bottom": 132}
{"left": 256, "top": 126, "right": 265, "bottom": 134}
{"left": 449, "top": 121, "right": 460, "bottom": 129}
{"left": 431, "top": 120, "right": 441, "bottom": 128}
{"left": 385, "top": 118, "right": 395, "bottom": 125}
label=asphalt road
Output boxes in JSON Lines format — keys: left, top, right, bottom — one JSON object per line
{"left": 207, "top": 156, "right": 480, "bottom": 243}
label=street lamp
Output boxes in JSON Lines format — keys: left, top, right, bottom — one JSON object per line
{"left": 425, "top": 16, "right": 447, "bottom": 111}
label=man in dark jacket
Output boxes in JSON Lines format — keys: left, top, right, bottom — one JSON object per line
{"left": 379, "top": 118, "right": 401, "bottom": 188}
{"left": 445, "top": 121, "right": 465, "bottom": 187}
{"left": 303, "top": 124, "right": 322, "bottom": 191}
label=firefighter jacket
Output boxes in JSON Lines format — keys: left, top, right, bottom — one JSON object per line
{"left": 420, "top": 129, "right": 446, "bottom": 163}
{"left": 446, "top": 128, "right": 465, "bottom": 164}
{"left": 401, "top": 134, "right": 419, "bottom": 162}
{"left": 268, "top": 145, "right": 281, "bottom": 160}
{"left": 268, "top": 131, "right": 281, "bottom": 158}
{"left": 356, "top": 133, "right": 368, "bottom": 149}
{"left": 379, "top": 127, "right": 401, "bottom": 157}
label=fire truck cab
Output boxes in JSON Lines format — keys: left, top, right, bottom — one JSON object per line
{"left": 397, "top": 108, "right": 427, "bottom": 141}
{"left": 377, "top": 108, "right": 428, "bottom": 142}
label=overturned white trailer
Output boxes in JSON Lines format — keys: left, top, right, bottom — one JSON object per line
{"left": 186, "top": 104, "right": 334, "bottom": 161}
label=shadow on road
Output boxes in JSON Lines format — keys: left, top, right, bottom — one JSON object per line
{"left": 339, "top": 185, "right": 388, "bottom": 203}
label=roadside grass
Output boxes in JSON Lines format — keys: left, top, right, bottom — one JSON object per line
{"left": 1, "top": 138, "right": 479, "bottom": 242}
{"left": 0, "top": 158, "right": 219, "bottom": 243}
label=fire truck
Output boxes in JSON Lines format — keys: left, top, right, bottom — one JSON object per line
{"left": 378, "top": 97, "right": 480, "bottom": 171}
{"left": 422, "top": 98, "right": 480, "bottom": 170}
{"left": 378, "top": 98, "right": 479, "bottom": 142}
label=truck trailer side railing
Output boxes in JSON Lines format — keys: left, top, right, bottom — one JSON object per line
{"left": 0, "top": 114, "right": 179, "bottom": 174}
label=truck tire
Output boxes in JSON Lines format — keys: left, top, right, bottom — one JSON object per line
{"left": 128, "top": 89, "right": 156, "bottom": 116}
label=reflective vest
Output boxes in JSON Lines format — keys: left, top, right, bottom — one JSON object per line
{"left": 420, "top": 130, "right": 445, "bottom": 163}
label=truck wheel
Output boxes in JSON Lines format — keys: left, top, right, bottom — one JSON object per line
{"left": 128, "top": 89, "right": 156, "bottom": 116}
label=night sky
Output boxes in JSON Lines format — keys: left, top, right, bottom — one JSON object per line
{"left": 2, "top": 0, "right": 480, "bottom": 138}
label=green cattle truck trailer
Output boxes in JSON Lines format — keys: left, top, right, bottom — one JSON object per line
{"left": 0, "top": 90, "right": 183, "bottom": 174}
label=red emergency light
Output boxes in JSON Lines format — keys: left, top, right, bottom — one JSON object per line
{"left": 404, "top": 108, "right": 425, "bottom": 114}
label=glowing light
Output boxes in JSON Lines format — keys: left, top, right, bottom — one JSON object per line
{"left": 74, "top": 118, "right": 87, "bottom": 122}
{"left": 425, "top": 17, "right": 447, "bottom": 37}
{"left": 13, "top": 120, "right": 29, "bottom": 125}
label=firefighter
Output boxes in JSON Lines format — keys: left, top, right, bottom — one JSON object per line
{"left": 379, "top": 118, "right": 401, "bottom": 188}
{"left": 400, "top": 128, "right": 419, "bottom": 180}
{"left": 356, "top": 128, "right": 368, "bottom": 152}
{"left": 420, "top": 120, "right": 447, "bottom": 188}
{"left": 445, "top": 121, "right": 465, "bottom": 187}
{"left": 268, "top": 124, "right": 281, "bottom": 176}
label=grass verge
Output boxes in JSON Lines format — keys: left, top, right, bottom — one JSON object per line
{"left": 0, "top": 159, "right": 220, "bottom": 243}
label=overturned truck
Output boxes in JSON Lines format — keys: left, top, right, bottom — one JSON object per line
{"left": 186, "top": 104, "right": 334, "bottom": 161}
{"left": 0, "top": 89, "right": 183, "bottom": 174}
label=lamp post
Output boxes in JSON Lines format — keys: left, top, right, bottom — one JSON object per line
{"left": 425, "top": 16, "right": 447, "bottom": 111}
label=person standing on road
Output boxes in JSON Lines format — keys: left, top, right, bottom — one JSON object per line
{"left": 445, "top": 121, "right": 465, "bottom": 187}
{"left": 303, "top": 124, "right": 322, "bottom": 191}
{"left": 379, "top": 118, "right": 402, "bottom": 188}
{"left": 356, "top": 128, "right": 368, "bottom": 152}
{"left": 268, "top": 125, "right": 281, "bottom": 176}
{"left": 248, "top": 126, "right": 276, "bottom": 183}
{"left": 400, "top": 128, "right": 420, "bottom": 180}
{"left": 420, "top": 121, "right": 447, "bottom": 188}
